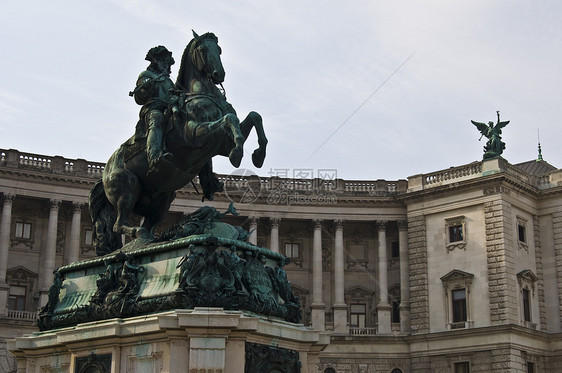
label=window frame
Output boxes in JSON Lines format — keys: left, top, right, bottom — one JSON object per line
{"left": 282, "top": 240, "right": 303, "bottom": 266}
{"left": 441, "top": 269, "right": 474, "bottom": 330}
{"left": 516, "top": 216, "right": 529, "bottom": 252}
{"left": 454, "top": 361, "right": 470, "bottom": 373}
{"left": 84, "top": 228, "right": 94, "bottom": 246}
{"left": 349, "top": 303, "right": 367, "bottom": 328}
{"left": 14, "top": 222, "right": 32, "bottom": 239}
{"left": 452, "top": 288, "right": 467, "bottom": 323}
{"left": 8, "top": 285, "right": 27, "bottom": 311}
{"left": 517, "top": 269, "right": 538, "bottom": 328}
{"left": 445, "top": 216, "right": 466, "bottom": 251}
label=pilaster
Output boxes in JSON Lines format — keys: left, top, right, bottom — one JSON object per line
{"left": 0, "top": 193, "right": 15, "bottom": 316}
{"left": 398, "top": 220, "right": 410, "bottom": 333}
{"left": 377, "top": 221, "right": 391, "bottom": 334}
{"left": 270, "top": 217, "right": 280, "bottom": 253}
{"left": 333, "top": 219, "right": 347, "bottom": 334}
{"left": 39, "top": 199, "right": 61, "bottom": 308}
{"left": 248, "top": 216, "right": 258, "bottom": 245}
{"left": 311, "top": 219, "right": 325, "bottom": 331}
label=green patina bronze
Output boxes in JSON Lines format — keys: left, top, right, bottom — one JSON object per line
{"left": 471, "top": 111, "right": 510, "bottom": 159}
{"left": 38, "top": 205, "right": 302, "bottom": 330}
{"left": 89, "top": 30, "right": 268, "bottom": 256}
{"left": 38, "top": 33, "right": 301, "bottom": 333}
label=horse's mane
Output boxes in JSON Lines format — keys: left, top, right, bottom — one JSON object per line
{"left": 176, "top": 32, "right": 218, "bottom": 90}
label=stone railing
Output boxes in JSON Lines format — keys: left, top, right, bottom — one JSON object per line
{"left": 0, "top": 148, "right": 105, "bottom": 179}
{"left": 349, "top": 327, "right": 377, "bottom": 336}
{"left": 408, "top": 158, "right": 562, "bottom": 192}
{"left": 1, "top": 148, "right": 407, "bottom": 198}
{"left": 6, "top": 310, "right": 37, "bottom": 322}
{"left": 424, "top": 162, "right": 483, "bottom": 186}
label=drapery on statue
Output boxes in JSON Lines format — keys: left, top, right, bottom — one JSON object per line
{"left": 89, "top": 30, "right": 268, "bottom": 256}
{"left": 471, "top": 111, "right": 509, "bottom": 159}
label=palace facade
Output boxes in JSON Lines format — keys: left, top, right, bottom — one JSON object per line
{"left": 0, "top": 147, "right": 562, "bottom": 372}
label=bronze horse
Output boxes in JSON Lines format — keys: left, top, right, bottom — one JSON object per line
{"left": 89, "top": 31, "right": 268, "bottom": 255}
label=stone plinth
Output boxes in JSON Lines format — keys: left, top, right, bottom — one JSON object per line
{"left": 9, "top": 308, "right": 329, "bottom": 372}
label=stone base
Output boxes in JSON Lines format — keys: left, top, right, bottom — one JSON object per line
{"left": 311, "top": 303, "right": 326, "bottom": 331}
{"left": 377, "top": 302, "right": 392, "bottom": 334}
{"left": 8, "top": 308, "right": 329, "bottom": 373}
{"left": 332, "top": 303, "right": 348, "bottom": 334}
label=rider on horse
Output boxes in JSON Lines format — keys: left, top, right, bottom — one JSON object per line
{"left": 131, "top": 45, "right": 177, "bottom": 175}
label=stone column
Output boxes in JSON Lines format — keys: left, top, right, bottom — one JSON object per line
{"left": 248, "top": 216, "right": 258, "bottom": 245}
{"left": 333, "top": 219, "right": 348, "bottom": 334}
{"left": 0, "top": 194, "right": 15, "bottom": 315}
{"left": 67, "top": 202, "right": 83, "bottom": 265}
{"left": 39, "top": 199, "right": 61, "bottom": 308}
{"left": 269, "top": 217, "right": 280, "bottom": 253}
{"left": 377, "top": 221, "right": 391, "bottom": 334}
{"left": 398, "top": 220, "right": 410, "bottom": 333}
{"left": 311, "top": 219, "right": 325, "bottom": 330}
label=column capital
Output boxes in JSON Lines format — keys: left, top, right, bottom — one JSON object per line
{"left": 49, "top": 199, "right": 62, "bottom": 210}
{"left": 249, "top": 216, "right": 259, "bottom": 224}
{"left": 377, "top": 220, "right": 388, "bottom": 231}
{"left": 312, "top": 219, "right": 323, "bottom": 229}
{"left": 334, "top": 219, "right": 344, "bottom": 230}
{"left": 72, "top": 201, "right": 85, "bottom": 213}
{"left": 398, "top": 220, "right": 408, "bottom": 231}
{"left": 2, "top": 193, "right": 15, "bottom": 204}
{"left": 269, "top": 217, "right": 280, "bottom": 228}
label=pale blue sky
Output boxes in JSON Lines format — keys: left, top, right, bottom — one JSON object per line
{"left": 1, "top": 1, "right": 561, "bottom": 180}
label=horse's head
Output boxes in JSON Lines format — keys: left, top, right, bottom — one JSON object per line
{"left": 189, "top": 30, "right": 225, "bottom": 85}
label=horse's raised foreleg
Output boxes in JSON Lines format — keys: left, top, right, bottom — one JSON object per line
{"left": 240, "top": 111, "right": 268, "bottom": 168}
{"left": 222, "top": 113, "right": 245, "bottom": 167}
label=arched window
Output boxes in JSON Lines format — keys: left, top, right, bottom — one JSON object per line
{"left": 324, "top": 368, "right": 336, "bottom": 373}
{"left": 391, "top": 369, "right": 403, "bottom": 373}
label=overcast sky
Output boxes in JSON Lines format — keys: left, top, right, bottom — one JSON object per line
{"left": 1, "top": 1, "right": 561, "bottom": 181}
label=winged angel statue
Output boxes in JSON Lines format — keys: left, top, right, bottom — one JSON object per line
{"left": 471, "top": 111, "right": 509, "bottom": 159}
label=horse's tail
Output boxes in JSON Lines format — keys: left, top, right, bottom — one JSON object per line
{"left": 88, "top": 179, "right": 122, "bottom": 256}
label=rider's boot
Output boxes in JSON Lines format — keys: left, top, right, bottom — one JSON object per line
{"left": 146, "top": 127, "right": 172, "bottom": 176}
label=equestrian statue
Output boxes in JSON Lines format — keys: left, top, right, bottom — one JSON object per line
{"left": 89, "top": 31, "right": 268, "bottom": 256}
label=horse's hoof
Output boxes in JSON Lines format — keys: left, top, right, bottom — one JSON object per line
{"left": 229, "top": 147, "right": 243, "bottom": 168}
{"left": 133, "top": 227, "right": 149, "bottom": 239}
{"left": 252, "top": 148, "right": 266, "bottom": 168}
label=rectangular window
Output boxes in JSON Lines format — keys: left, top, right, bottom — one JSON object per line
{"left": 522, "top": 288, "right": 531, "bottom": 322}
{"left": 449, "top": 224, "right": 463, "bottom": 242}
{"left": 527, "top": 362, "right": 535, "bottom": 373}
{"left": 391, "top": 300, "right": 400, "bottom": 323}
{"left": 8, "top": 285, "right": 26, "bottom": 311}
{"left": 452, "top": 289, "right": 467, "bottom": 323}
{"left": 391, "top": 241, "right": 399, "bottom": 258}
{"left": 454, "top": 362, "right": 470, "bottom": 373}
{"left": 284, "top": 243, "right": 299, "bottom": 258}
{"left": 518, "top": 224, "right": 526, "bottom": 243}
{"left": 14, "top": 222, "right": 32, "bottom": 239}
{"left": 350, "top": 303, "right": 366, "bottom": 328}
{"left": 84, "top": 229, "right": 93, "bottom": 246}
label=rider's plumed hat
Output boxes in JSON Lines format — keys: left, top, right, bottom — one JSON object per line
{"left": 145, "top": 45, "right": 174, "bottom": 65}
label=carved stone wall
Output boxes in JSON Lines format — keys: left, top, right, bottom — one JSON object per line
{"left": 319, "top": 357, "right": 409, "bottom": 373}
{"left": 0, "top": 342, "right": 16, "bottom": 373}
{"left": 533, "top": 215, "right": 548, "bottom": 331}
{"left": 485, "top": 199, "right": 518, "bottom": 325}
{"left": 408, "top": 214, "right": 429, "bottom": 334}
{"left": 552, "top": 208, "right": 562, "bottom": 325}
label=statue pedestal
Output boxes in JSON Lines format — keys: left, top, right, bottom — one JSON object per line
{"left": 9, "top": 308, "right": 329, "bottom": 372}
{"left": 10, "top": 213, "right": 330, "bottom": 371}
